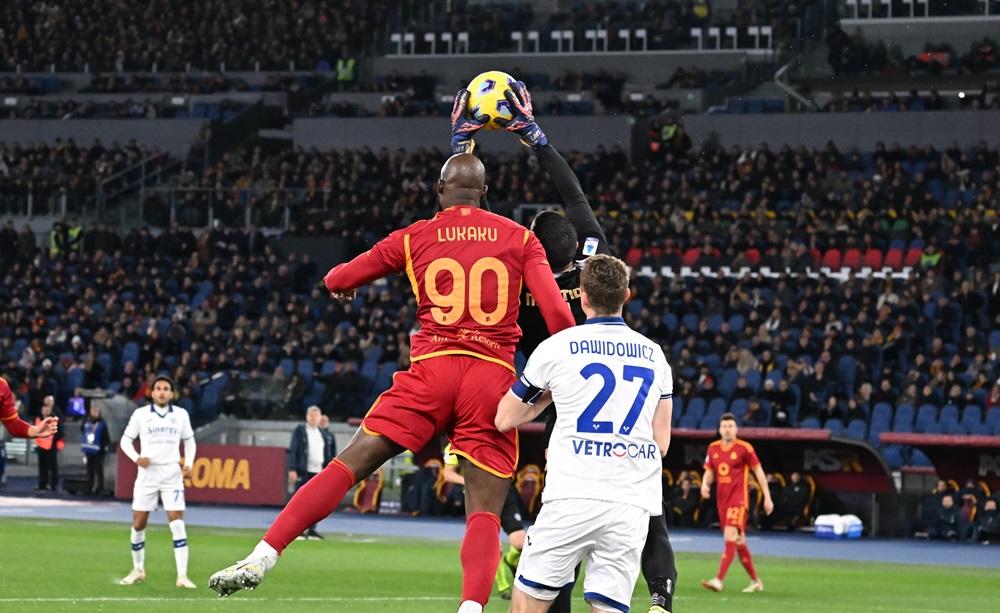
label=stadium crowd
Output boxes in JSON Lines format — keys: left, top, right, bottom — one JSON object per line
{"left": 0, "top": 139, "right": 168, "bottom": 215}
{"left": 0, "top": 0, "right": 385, "bottom": 72}
{"left": 3, "top": 140, "right": 999, "bottom": 461}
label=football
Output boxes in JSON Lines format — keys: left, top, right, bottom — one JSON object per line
{"left": 466, "top": 70, "right": 516, "bottom": 130}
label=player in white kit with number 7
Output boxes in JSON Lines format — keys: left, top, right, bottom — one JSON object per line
{"left": 496, "top": 254, "right": 673, "bottom": 613}
{"left": 118, "top": 375, "right": 197, "bottom": 588}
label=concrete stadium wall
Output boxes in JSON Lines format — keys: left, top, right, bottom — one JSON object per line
{"left": 0, "top": 119, "right": 204, "bottom": 156}
{"left": 292, "top": 115, "right": 632, "bottom": 154}
{"left": 374, "top": 50, "right": 772, "bottom": 88}
{"left": 680, "top": 110, "right": 1000, "bottom": 150}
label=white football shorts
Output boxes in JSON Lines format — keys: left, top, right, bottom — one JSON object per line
{"left": 515, "top": 498, "right": 650, "bottom": 613}
{"left": 132, "top": 463, "right": 186, "bottom": 512}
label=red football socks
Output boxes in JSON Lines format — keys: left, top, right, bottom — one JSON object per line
{"left": 263, "top": 459, "right": 356, "bottom": 553}
{"left": 717, "top": 540, "right": 738, "bottom": 580}
{"left": 737, "top": 543, "right": 758, "bottom": 580}
{"left": 460, "top": 512, "right": 501, "bottom": 605}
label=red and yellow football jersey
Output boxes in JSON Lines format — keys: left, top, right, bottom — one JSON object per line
{"left": 1, "top": 376, "right": 32, "bottom": 438}
{"left": 324, "top": 205, "right": 575, "bottom": 370}
{"left": 703, "top": 438, "right": 760, "bottom": 510}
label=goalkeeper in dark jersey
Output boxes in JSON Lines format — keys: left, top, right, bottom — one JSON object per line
{"left": 452, "top": 82, "right": 678, "bottom": 613}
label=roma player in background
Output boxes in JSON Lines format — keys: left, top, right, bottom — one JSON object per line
{"left": 210, "top": 152, "right": 576, "bottom": 613}
{"left": 1, "top": 376, "right": 58, "bottom": 438}
{"left": 700, "top": 412, "right": 773, "bottom": 594}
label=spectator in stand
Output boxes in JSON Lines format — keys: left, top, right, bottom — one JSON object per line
{"left": 669, "top": 476, "right": 700, "bottom": 528}
{"left": 762, "top": 472, "right": 810, "bottom": 530}
{"left": 929, "top": 494, "right": 964, "bottom": 541}
{"left": 971, "top": 498, "right": 1000, "bottom": 544}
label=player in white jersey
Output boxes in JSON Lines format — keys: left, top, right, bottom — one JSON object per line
{"left": 118, "top": 375, "right": 197, "bottom": 588}
{"left": 496, "top": 254, "right": 673, "bottom": 613}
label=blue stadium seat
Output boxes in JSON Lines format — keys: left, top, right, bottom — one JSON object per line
{"left": 699, "top": 414, "right": 720, "bottom": 430}
{"left": 800, "top": 416, "right": 821, "bottom": 429}
{"left": 320, "top": 360, "right": 338, "bottom": 376}
{"left": 846, "top": 419, "right": 867, "bottom": 441}
{"left": 679, "top": 414, "right": 700, "bottom": 429}
{"left": 122, "top": 341, "right": 140, "bottom": 366}
{"left": 719, "top": 369, "right": 739, "bottom": 399}
{"left": 908, "top": 448, "right": 933, "bottom": 467}
{"left": 706, "top": 398, "right": 727, "bottom": 419}
{"left": 278, "top": 358, "right": 295, "bottom": 378}
{"left": 871, "top": 402, "right": 893, "bottom": 427}
{"left": 728, "top": 314, "right": 744, "bottom": 333}
{"left": 671, "top": 396, "right": 684, "bottom": 427}
{"left": 945, "top": 422, "right": 968, "bottom": 435}
{"left": 836, "top": 355, "right": 856, "bottom": 396}
{"left": 296, "top": 359, "right": 315, "bottom": 383}
{"left": 729, "top": 399, "right": 748, "bottom": 419}
{"left": 938, "top": 404, "right": 959, "bottom": 428}
{"left": 970, "top": 423, "right": 991, "bottom": 436}
{"left": 824, "top": 418, "right": 845, "bottom": 436}
{"left": 914, "top": 404, "right": 937, "bottom": 432}
{"left": 681, "top": 313, "right": 699, "bottom": 331}
{"left": 882, "top": 445, "right": 904, "bottom": 469}
{"left": 923, "top": 422, "right": 944, "bottom": 435}
{"left": 661, "top": 313, "right": 678, "bottom": 332}
{"left": 989, "top": 330, "right": 1000, "bottom": 349}
{"left": 745, "top": 370, "right": 762, "bottom": 393}
{"left": 868, "top": 419, "right": 888, "bottom": 447}
{"left": 684, "top": 398, "right": 705, "bottom": 422}
{"left": 892, "top": 404, "right": 914, "bottom": 432}
{"left": 707, "top": 314, "right": 724, "bottom": 333}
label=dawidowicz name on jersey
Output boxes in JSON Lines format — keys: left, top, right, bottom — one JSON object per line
{"left": 569, "top": 339, "right": 658, "bottom": 363}
{"left": 571, "top": 438, "right": 660, "bottom": 460}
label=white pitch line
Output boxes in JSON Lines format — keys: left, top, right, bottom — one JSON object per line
{"left": 0, "top": 596, "right": 455, "bottom": 603}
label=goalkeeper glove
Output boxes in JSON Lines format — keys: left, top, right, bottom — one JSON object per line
{"left": 450, "top": 89, "right": 489, "bottom": 155}
{"left": 495, "top": 81, "right": 548, "bottom": 150}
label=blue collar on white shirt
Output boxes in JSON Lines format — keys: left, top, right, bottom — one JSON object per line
{"left": 584, "top": 316, "right": 626, "bottom": 325}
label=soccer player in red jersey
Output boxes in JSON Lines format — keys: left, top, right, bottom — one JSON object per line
{"left": 209, "top": 153, "right": 576, "bottom": 613}
{"left": 1, "top": 376, "right": 59, "bottom": 438}
{"left": 700, "top": 412, "right": 773, "bottom": 594}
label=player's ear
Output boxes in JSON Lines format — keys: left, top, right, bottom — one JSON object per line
{"left": 437, "top": 178, "right": 445, "bottom": 195}
{"left": 481, "top": 184, "right": 488, "bottom": 200}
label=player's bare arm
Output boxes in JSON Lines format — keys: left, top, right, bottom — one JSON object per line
{"left": 652, "top": 397, "right": 673, "bottom": 458}
{"left": 753, "top": 464, "right": 774, "bottom": 515}
{"left": 701, "top": 468, "right": 714, "bottom": 499}
{"left": 495, "top": 388, "right": 553, "bottom": 432}
{"left": 442, "top": 464, "right": 465, "bottom": 486}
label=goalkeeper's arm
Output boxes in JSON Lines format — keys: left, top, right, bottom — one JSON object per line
{"left": 537, "top": 143, "right": 610, "bottom": 256}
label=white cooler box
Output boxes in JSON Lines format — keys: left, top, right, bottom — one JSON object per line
{"left": 814, "top": 514, "right": 863, "bottom": 539}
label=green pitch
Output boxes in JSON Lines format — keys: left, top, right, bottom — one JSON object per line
{"left": 0, "top": 518, "right": 991, "bottom": 612}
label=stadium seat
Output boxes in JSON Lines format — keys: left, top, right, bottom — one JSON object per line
{"left": 706, "top": 398, "right": 727, "bottom": 419}
{"left": 881, "top": 445, "right": 904, "bottom": 469}
{"left": 353, "top": 469, "right": 384, "bottom": 513}
{"left": 914, "top": 404, "right": 937, "bottom": 432}
{"left": 320, "top": 360, "right": 338, "bottom": 376}
{"left": 938, "top": 404, "right": 959, "bottom": 428}
{"left": 823, "top": 418, "right": 844, "bottom": 436}
{"left": 719, "top": 369, "right": 739, "bottom": 399}
{"left": 842, "top": 248, "right": 862, "bottom": 271}
{"left": 903, "top": 248, "right": 922, "bottom": 267}
{"left": 867, "top": 419, "right": 887, "bottom": 446}
{"left": 892, "top": 404, "right": 915, "bottom": 432}
{"left": 684, "top": 397, "right": 705, "bottom": 422}
{"left": 908, "top": 449, "right": 933, "bottom": 467}
{"left": 871, "top": 402, "right": 893, "bottom": 426}
{"left": 846, "top": 419, "right": 868, "bottom": 440}
{"left": 959, "top": 405, "right": 981, "bottom": 428}
{"left": 278, "top": 358, "right": 295, "bottom": 378}
{"left": 744, "top": 370, "right": 762, "bottom": 393}
{"left": 884, "top": 249, "right": 903, "bottom": 270}
{"left": 970, "top": 423, "right": 991, "bottom": 436}
{"left": 923, "top": 422, "right": 944, "bottom": 435}
{"left": 862, "top": 249, "right": 883, "bottom": 269}
{"left": 728, "top": 314, "right": 745, "bottom": 333}
{"left": 730, "top": 398, "right": 748, "bottom": 419}
{"left": 698, "top": 414, "right": 720, "bottom": 430}
{"left": 800, "top": 416, "right": 821, "bottom": 429}
{"left": 681, "top": 248, "right": 701, "bottom": 266}
{"left": 837, "top": 355, "right": 857, "bottom": 396}
{"left": 296, "top": 359, "right": 315, "bottom": 383}
{"left": 679, "top": 414, "right": 700, "bottom": 429}
{"left": 821, "top": 248, "right": 842, "bottom": 269}
{"left": 945, "top": 422, "right": 968, "bottom": 435}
